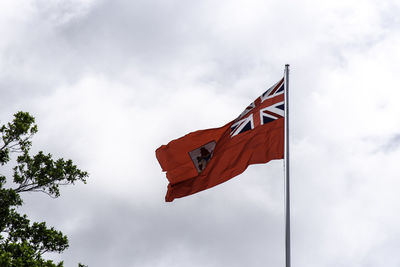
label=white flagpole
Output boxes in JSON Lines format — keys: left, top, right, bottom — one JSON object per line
{"left": 284, "top": 64, "right": 291, "bottom": 267}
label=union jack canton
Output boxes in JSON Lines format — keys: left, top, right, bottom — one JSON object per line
{"left": 230, "top": 78, "right": 285, "bottom": 137}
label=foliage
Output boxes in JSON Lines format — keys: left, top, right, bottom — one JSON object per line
{"left": 0, "top": 112, "right": 88, "bottom": 266}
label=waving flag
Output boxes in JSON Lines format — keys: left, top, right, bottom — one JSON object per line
{"left": 156, "top": 78, "right": 285, "bottom": 202}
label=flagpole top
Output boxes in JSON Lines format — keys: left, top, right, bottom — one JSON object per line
{"left": 285, "top": 64, "right": 290, "bottom": 68}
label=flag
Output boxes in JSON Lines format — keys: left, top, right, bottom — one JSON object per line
{"left": 156, "top": 78, "right": 285, "bottom": 202}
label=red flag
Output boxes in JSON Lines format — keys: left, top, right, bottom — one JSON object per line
{"left": 156, "top": 78, "right": 285, "bottom": 202}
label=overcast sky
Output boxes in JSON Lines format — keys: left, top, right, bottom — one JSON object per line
{"left": 1, "top": 0, "right": 400, "bottom": 266}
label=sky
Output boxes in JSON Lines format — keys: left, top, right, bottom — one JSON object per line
{"left": 1, "top": 0, "right": 400, "bottom": 266}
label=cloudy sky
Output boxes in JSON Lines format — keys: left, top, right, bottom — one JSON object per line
{"left": 2, "top": 0, "right": 400, "bottom": 266}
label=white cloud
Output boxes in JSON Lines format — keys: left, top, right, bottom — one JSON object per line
{"left": 2, "top": 0, "right": 400, "bottom": 266}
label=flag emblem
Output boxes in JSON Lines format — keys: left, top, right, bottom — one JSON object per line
{"left": 188, "top": 141, "right": 216, "bottom": 173}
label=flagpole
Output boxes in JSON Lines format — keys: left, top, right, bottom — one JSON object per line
{"left": 284, "top": 64, "right": 291, "bottom": 267}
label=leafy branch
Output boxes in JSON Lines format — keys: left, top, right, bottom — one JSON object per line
{"left": 0, "top": 111, "right": 89, "bottom": 266}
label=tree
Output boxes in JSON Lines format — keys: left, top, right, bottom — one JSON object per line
{"left": 0, "top": 112, "right": 89, "bottom": 267}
